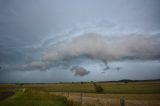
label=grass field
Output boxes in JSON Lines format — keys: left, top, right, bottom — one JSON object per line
{"left": 0, "top": 81, "right": 160, "bottom": 106}
{"left": 49, "top": 83, "right": 160, "bottom": 94}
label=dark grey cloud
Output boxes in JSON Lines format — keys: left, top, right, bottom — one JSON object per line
{"left": 1, "top": 61, "right": 47, "bottom": 71}
{"left": 103, "top": 60, "right": 110, "bottom": 71}
{"left": 115, "top": 67, "right": 121, "bottom": 71}
{"left": 70, "top": 66, "right": 90, "bottom": 77}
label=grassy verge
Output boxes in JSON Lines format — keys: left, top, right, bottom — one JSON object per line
{"left": 0, "top": 88, "right": 69, "bottom": 106}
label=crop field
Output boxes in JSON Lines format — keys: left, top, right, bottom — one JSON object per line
{"left": 0, "top": 81, "right": 160, "bottom": 106}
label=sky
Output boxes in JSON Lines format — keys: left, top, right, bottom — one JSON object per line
{"left": 0, "top": 0, "right": 160, "bottom": 83}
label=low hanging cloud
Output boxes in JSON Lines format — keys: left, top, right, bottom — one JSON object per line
{"left": 70, "top": 66, "right": 90, "bottom": 76}
{"left": 44, "top": 33, "right": 160, "bottom": 63}
{"left": 1, "top": 33, "right": 160, "bottom": 72}
{"left": 1, "top": 61, "right": 47, "bottom": 71}
{"left": 102, "top": 60, "right": 110, "bottom": 71}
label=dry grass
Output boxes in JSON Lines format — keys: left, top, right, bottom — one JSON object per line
{"left": 51, "top": 92, "right": 160, "bottom": 106}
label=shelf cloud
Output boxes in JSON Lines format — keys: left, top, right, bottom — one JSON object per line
{"left": 44, "top": 33, "right": 160, "bottom": 62}
{"left": 1, "top": 33, "right": 160, "bottom": 72}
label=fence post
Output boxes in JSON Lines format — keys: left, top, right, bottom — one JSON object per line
{"left": 120, "top": 96, "right": 125, "bottom": 106}
{"left": 67, "top": 92, "right": 69, "bottom": 98}
{"left": 80, "top": 92, "right": 83, "bottom": 105}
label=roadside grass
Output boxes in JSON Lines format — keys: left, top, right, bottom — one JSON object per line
{"left": 0, "top": 88, "right": 69, "bottom": 106}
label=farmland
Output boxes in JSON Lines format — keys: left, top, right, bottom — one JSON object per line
{"left": 0, "top": 81, "right": 160, "bottom": 106}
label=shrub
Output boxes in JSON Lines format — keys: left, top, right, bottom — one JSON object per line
{"left": 93, "top": 83, "right": 104, "bottom": 93}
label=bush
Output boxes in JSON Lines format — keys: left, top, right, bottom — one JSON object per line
{"left": 67, "top": 99, "right": 81, "bottom": 106}
{"left": 93, "top": 83, "right": 104, "bottom": 93}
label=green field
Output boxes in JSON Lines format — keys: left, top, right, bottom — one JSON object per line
{"left": 0, "top": 81, "right": 160, "bottom": 106}
{"left": 10, "top": 82, "right": 160, "bottom": 94}
{"left": 56, "top": 83, "right": 159, "bottom": 94}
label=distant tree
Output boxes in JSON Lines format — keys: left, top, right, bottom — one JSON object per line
{"left": 124, "top": 80, "right": 128, "bottom": 84}
{"left": 20, "top": 83, "right": 23, "bottom": 87}
{"left": 90, "top": 81, "right": 94, "bottom": 84}
{"left": 93, "top": 83, "right": 104, "bottom": 93}
{"left": 120, "top": 79, "right": 130, "bottom": 84}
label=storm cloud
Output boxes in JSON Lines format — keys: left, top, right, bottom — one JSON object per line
{"left": 1, "top": 33, "right": 160, "bottom": 72}
{"left": 44, "top": 33, "right": 160, "bottom": 62}
{"left": 0, "top": 0, "right": 160, "bottom": 82}
{"left": 70, "top": 66, "right": 90, "bottom": 76}
{"left": 1, "top": 61, "right": 47, "bottom": 71}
